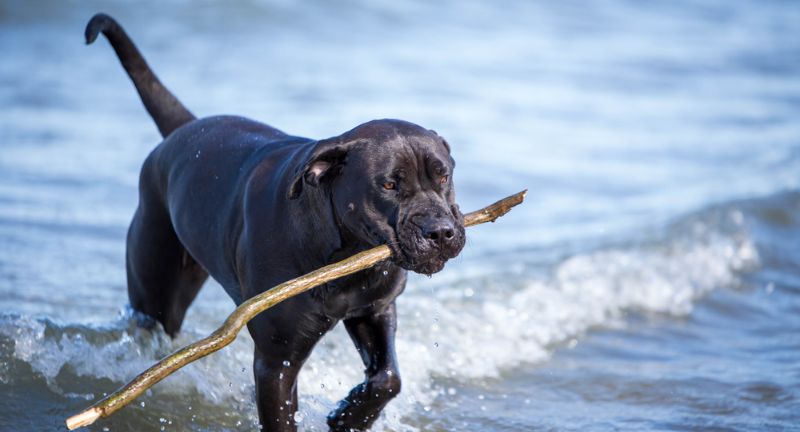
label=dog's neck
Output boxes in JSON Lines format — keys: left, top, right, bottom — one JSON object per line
{"left": 326, "top": 188, "right": 375, "bottom": 263}
{"left": 295, "top": 184, "right": 379, "bottom": 267}
{"left": 287, "top": 187, "right": 334, "bottom": 262}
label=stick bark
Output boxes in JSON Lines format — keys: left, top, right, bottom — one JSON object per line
{"left": 65, "top": 190, "right": 526, "bottom": 430}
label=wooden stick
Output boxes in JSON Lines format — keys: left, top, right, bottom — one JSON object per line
{"left": 65, "top": 190, "right": 526, "bottom": 430}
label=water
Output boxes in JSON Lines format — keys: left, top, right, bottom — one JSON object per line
{"left": 1, "top": 0, "right": 799, "bottom": 430}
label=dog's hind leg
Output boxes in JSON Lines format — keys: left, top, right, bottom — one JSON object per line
{"left": 125, "top": 184, "right": 208, "bottom": 337}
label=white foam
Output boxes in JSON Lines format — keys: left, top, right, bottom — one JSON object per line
{"left": 0, "top": 209, "right": 758, "bottom": 431}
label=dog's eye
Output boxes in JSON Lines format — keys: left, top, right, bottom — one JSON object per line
{"left": 439, "top": 175, "right": 448, "bottom": 185}
{"left": 382, "top": 181, "right": 396, "bottom": 190}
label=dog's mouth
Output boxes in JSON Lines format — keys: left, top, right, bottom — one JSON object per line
{"left": 389, "top": 222, "right": 466, "bottom": 276}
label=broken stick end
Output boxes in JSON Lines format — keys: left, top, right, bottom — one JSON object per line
{"left": 66, "top": 407, "right": 101, "bottom": 430}
{"left": 464, "top": 189, "right": 528, "bottom": 226}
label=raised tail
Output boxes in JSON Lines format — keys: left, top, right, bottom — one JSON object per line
{"left": 85, "top": 13, "right": 195, "bottom": 138}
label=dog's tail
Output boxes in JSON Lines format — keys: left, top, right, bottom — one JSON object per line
{"left": 85, "top": 13, "right": 195, "bottom": 138}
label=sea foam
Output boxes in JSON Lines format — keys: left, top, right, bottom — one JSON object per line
{"left": 0, "top": 205, "right": 758, "bottom": 431}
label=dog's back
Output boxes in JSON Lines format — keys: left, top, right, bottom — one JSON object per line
{"left": 145, "top": 115, "right": 315, "bottom": 299}
{"left": 87, "top": 13, "right": 315, "bottom": 303}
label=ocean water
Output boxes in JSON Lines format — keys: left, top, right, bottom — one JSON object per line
{"left": 1, "top": 0, "right": 799, "bottom": 431}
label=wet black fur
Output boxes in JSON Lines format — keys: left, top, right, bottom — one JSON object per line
{"left": 86, "top": 13, "right": 465, "bottom": 431}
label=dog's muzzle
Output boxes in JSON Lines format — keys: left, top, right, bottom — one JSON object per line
{"left": 395, "top": 214, "right": 466, "bottom": 275}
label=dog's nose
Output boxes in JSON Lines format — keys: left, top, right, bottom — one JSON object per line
{"left": 421, "top": 218, "right": 456, "bottom": 246}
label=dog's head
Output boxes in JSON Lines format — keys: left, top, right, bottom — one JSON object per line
{"left": 288, "top": 119, "right": 465, "bottom": 274}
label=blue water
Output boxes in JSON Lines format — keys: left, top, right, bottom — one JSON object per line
{"left": 1, "top": 1, "right": 799, "bottom": 430}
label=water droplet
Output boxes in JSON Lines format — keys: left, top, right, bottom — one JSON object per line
{"left": 102, "top": 428, "right": 109, "bottom": 432}
{"left": 236, "top": 420, "right": 242, "bottom": 426}
{"left": 382, "top": 270, "right": 388, "bottom": 276}
{"left": 423, "top": 405, "right": 431, "bottom": 412}
{"left": 434, "top": 342, "right": 439, "bottom": 348}
{"left": 279, "top": 372, "right": 284, "bottom": 379}
{"left": 283, "top": 360, "right": 291, "bottom": 367}
{"left": 285, "top": 400, "right": 292, "bottom": 405}
{"left": 188, "top": 405, "right": 192, "bottom": 411}
{"left": 320, "top": 383, "right": 325, "bottom": 389}
{"left": 294, "top": 411, "right": 305, "bottom": 423}
{"left": 447, "top": 387, "right": 457, "bottom": 396}
{"left": 241, "top": 367, "right": 246, "bottom": 373}
{"left": 159, "top": 417, "right": 167, "bottom": 424}
{"left": 140, "top": 401, "right": 146, "bottom": 407}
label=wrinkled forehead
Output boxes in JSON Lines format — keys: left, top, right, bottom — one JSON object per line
{"left": 356, "top": 134, "right": 453, "bottom": 176}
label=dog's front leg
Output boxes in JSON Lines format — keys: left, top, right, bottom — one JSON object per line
{"left": 327, "top": 303, "right": 401, "bottom": 431}
{"left": 250, "top": 303, "right": 333, "bottom": 432}
{"left": 253, "top": 346, "right": 303, "bottom": 432}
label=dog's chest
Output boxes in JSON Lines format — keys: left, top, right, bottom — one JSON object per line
{"left": 318, "top": 262, "right": 406, "bottom": 319}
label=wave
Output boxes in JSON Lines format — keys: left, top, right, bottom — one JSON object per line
{"left": 0, "top": 195, "right": 765, "bottom": 430}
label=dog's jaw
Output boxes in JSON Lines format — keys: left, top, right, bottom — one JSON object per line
{"left": 391, "top": 222, "right": 465, "bottom": 275}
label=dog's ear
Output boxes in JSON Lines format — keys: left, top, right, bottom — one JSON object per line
{"left": 440, "top": 138, "right": 452, "bottom": 154}
{"left": 287, "top": 138, "right": 357, "bottom": 199}
{"left": 428, "top": 129, "right": 452, "bottom": 154}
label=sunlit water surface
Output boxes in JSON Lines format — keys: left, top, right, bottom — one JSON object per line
{"left": 1, "top": 1, "right": 799, "bottom": 430}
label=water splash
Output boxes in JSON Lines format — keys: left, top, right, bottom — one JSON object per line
{"left": 0, "top": 204, "right": 760, "bottom": 431}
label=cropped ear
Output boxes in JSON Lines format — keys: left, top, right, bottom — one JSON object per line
{"left": 287, "top": 138, "right": 359, "bottom": 199}
{"left": 428, "top": 129, "right": 451, "bottom": 154}
{"left": 440, "top": 138, "right": 451, "bottom": 153}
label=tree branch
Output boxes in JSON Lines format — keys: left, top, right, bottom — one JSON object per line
{"left": 65, "top": 190, "right": 526, "bottom": 430}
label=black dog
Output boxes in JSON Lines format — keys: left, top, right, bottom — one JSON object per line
{"left": 85, "top": 14, "right": 465, "bottom": 431}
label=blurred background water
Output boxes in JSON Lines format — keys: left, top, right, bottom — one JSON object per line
{"left": 1, "top": 0, "right": 799, "bottom": 430}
